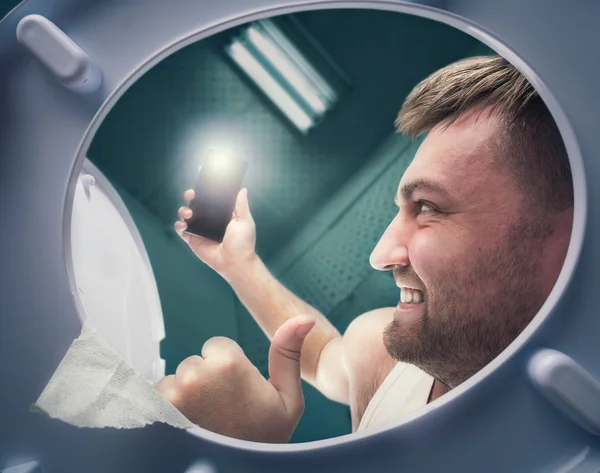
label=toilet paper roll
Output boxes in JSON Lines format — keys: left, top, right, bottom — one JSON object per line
{"left": 32, "top": 320, "right": 195, "bottom": 430}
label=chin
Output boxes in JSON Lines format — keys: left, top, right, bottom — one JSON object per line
{"left": 384, "top": 318, "right": 413, "bottom": 356}
{"left": 384, "top": 307, "right": 430, "bottom": 361}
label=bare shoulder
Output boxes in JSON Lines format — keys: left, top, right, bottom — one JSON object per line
{"left": 342, "top": 307, "right": 395, "bottom": 362}
{"left": 341, "top": 307, "right": 398, "bottom": 430}
{"left": 345, "top": 307, "right": 395, "bottom": 336}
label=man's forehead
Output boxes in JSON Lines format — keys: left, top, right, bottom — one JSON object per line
{"left": 397, "top": 147, "right": 469, "bottom": 202}
{"left": 397, "top": 111, "right": 503, "bottom": 201}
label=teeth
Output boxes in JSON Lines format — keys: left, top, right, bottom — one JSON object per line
{"left": 400, "top": 288, "right": 423, "bottom": 304}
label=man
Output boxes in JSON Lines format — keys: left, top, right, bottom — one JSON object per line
{"left": 156, "top": 55, "right": 573, "bottom": 442}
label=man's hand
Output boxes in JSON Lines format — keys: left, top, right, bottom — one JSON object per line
{"left": 175, "top": 188, "right": 256, "bottom": 281}
{"left": 155, "top": 315, "right": 316, "bottom": 443}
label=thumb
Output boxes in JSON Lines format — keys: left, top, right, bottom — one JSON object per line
{"left": 234, "top": 188, "right": 252, "bottom": 221}
{"left": 268, "top": 315, "right": 316, "bottom": 415}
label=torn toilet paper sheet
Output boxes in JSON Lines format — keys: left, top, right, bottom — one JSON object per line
{"left": 33, "top": 320, "right": 195, "bottom": 429}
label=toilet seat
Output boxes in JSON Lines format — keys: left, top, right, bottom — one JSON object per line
{"left": 70, "top": 159, "right": 165, "bottom": 384}
{"left": 1, "top": 1, "right": 599, "bottom": 472}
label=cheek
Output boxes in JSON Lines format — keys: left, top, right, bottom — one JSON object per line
{"left": 410, "top": 229, "right": 472, "bottom": 284}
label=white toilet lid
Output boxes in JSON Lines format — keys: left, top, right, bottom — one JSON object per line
{"left": 70, "top": 159, "right": 166, "bottom": 384}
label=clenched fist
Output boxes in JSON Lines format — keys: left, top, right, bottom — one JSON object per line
{"left": 155, "top": 315, "right": 316, "bottom": 443}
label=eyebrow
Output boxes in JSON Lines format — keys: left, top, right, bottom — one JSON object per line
{"left": 394, "top": 179, "right": 451, "bottom": 206}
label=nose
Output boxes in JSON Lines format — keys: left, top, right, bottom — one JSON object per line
{"left": 369, "top": 213, "right": 410, "bottom": 271}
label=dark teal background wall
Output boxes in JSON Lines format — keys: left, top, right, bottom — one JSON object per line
{"left": 0, "top": 1, "right": 13, "bottom": 17}
{"left": 2, "top": 2, "right": 493, "bottom": 442}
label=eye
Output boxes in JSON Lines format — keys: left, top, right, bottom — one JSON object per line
{"left": 415, "top": 200, "right": 436, "bottom": 215}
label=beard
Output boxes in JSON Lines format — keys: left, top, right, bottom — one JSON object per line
{"left": 383, "top": 217, "right": 552, "bottom": 388}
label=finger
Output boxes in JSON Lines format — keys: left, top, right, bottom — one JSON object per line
{"left": 174, "top": 222, "right": 215, "bottom": 250}
{"left": 175, "top": 355, "right": 204, "bottom": 387}
{"left": 184, "top": 189, "right": 195, "bottom": 203}
{"left": 187, "top": 233, "right": 221, "bottom": 255}
{"left": 174, "top": 221, "right": 191, "bottom": 243}
{"left": 201, "top": 336, "right": 245, "bottom": 361}
{"left": 233, "top": 188, "right": 251, "bottom": 220}
{"left": 178, "top": 206, "right": 193, "bottom": 220}
{"left": 175, "top": 220, "right": 187, "bottom": 234}
{"left": 155, "top": 375, "right": 179, "bottom": 404}
{"left": 268, "top": 315, "right": 316, "bottom": 415}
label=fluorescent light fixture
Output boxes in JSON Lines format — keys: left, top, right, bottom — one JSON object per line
{"left": 225, "top": 18, "right": 344, "bottom": 133}
{"left": 227, "top": 41, "right": 314, "bottom": 132}
{"left": 246, "top": 26, "right": 327, "bottom": 114}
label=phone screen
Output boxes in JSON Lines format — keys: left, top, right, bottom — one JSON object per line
{"left": 185, "top": 153, "right": 248, "bottom": 243}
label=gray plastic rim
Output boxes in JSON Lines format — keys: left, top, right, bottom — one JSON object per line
{"left": 59, "top": 0, "right": 586, "bottom": 454}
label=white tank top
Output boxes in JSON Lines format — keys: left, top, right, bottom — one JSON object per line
{"left": 357, "top": 362, "right": 435, "bottom": 432}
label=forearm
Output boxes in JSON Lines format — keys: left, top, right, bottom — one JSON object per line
{"left": 226, "top": 254, "right": 341, "bottom": 385}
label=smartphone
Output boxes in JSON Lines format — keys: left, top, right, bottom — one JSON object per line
{"left": 185, "top": 152, "right": 248, "bottom": 243}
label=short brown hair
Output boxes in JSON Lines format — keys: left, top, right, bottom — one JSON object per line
{"left": 396, "top": 55, "right": 573, "bottom": 213}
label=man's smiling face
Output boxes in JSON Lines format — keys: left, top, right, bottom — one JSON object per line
{"left": 370, "top": 109, "right": 557, "bottom": 387}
